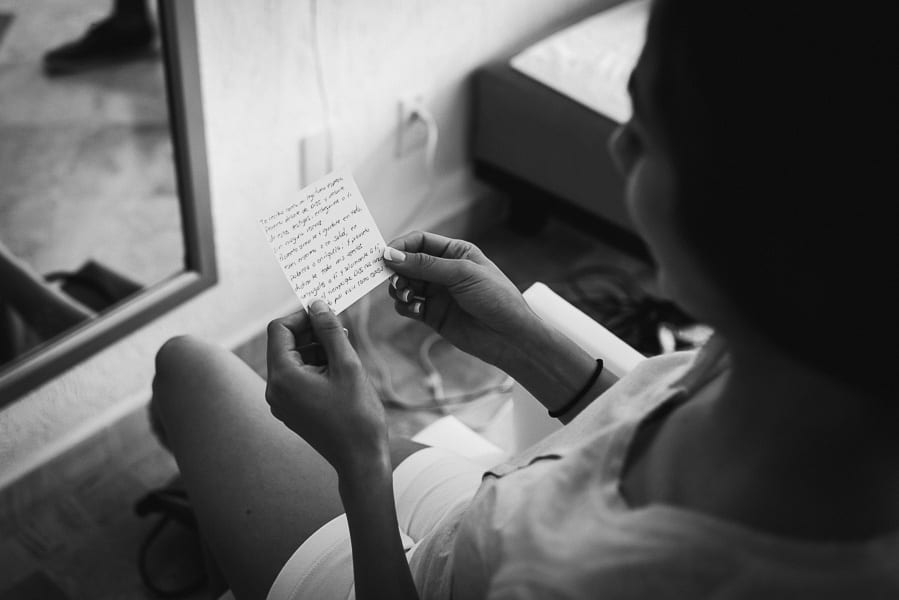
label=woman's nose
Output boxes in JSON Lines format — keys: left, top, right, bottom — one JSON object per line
{"left": 607, "top": 126, "right": 633, "bottom": 176}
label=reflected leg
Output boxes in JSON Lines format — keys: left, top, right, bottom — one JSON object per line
{"left": 151, "top": 335, "right": 425, "bottom": 600}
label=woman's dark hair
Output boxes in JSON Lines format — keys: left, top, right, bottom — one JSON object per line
{"left": 644, "top": 0, "right": 897, "bottom": 398}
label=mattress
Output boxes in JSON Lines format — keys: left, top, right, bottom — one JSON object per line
{"left": 472, "top": 0, "right": 648, "bottom": 234}
{"left": 510, "top": 0, "right": 648, "bottom": 124}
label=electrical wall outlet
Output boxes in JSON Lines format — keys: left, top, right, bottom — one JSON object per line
{"left": 299, "top": 130, "right": 331, "bottom": 188}
{"left": 396, "top": 93, "right": 429, "bottom": 158}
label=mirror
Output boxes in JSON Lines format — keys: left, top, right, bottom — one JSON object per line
{"left": 0, "top": 0, "right": 215, "bottom": 404}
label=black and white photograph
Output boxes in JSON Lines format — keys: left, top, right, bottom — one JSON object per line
{"left": 1, "top": 0, "right": 895, "bottom": 598}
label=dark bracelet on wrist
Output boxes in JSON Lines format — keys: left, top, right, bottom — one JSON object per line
{"left": 548, "top": 358, "right": 604, "bottom": 419}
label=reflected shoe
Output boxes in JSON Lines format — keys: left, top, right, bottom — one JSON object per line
{"left": 43, "top": 17, "right": 155, "bottom": 76}
{"left": 134, "top": 477, "right": 209, "bottom": 598}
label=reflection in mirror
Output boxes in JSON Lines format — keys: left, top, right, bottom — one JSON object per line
{"left": 0, "top": 0, "right": 184, "bottom": 369}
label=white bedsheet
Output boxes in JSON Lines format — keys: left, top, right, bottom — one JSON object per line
{"left": 510, "top": 0, "right": 649, "bottom": 124}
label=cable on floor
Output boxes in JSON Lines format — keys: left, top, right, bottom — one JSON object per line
{"left": 388, "top": 103, "right": 440, "bottom": 239}
{"left": 554, "top": 264, "right": 712, "bottom": 356}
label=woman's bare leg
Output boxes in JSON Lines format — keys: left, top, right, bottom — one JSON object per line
{"left": 151, "top": 335, "right": 425, "bottom": 600}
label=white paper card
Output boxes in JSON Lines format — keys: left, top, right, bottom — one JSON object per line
{"left": 259, "top": 170, "right": 392, "bottom": 314}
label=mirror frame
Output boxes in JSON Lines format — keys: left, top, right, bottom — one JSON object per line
{"left": 0, "top": 0, "right": 216, "bottom": 405}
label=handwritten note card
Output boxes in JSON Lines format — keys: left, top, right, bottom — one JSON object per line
{"left": 259, "top": 170, "right": 392, "bottom": 314}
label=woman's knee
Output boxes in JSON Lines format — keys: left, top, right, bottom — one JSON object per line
{"left": 152, "top": 335, "right": 215, "bottom": 407}
{"left": 156, "top": 333, "right": 206, "bottom": 365}
{"left": 151, "top": 335, "right": 224, "bottom": 442}
{"left": 152, "top": 334, "right": 257, "bottom": 411}
{"left": 155, "top": 334, "right": 203, "bottom": 382}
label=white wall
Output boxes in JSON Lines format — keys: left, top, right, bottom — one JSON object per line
{"left": 0, "top": 0, "right": 605, "bottom": 487}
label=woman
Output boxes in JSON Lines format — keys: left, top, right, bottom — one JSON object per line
{"left": 151, "top": 1, "right": 898, "bottom": 598}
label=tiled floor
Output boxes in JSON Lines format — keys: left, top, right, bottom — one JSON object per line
{"left": 0, "top": 0, "right": 182, "bottom": 282}
{"left": 0, "top": 215, "right": 654, "bottom": 599}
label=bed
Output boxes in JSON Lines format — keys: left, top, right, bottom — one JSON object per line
{"left": 471, "top": 0, "right": 648, "bottom": 240}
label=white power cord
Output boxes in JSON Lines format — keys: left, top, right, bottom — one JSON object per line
{"left": 417, "top": 332, "right": 515, "bottom": 410}
{"left": 352, "top": 293, "right": 408, "bottom": 407}
{"left": 354, "top": 306, "right": 515, "bottom": 412}
{"left": 389, "top": 103, "right": 439, "bottom": 239}
{"left": 309, "top": 0, "right": 334, "bottom": 173}
{"left": 352, "top": 107, "right": 512, "bottom": 412}
{"left": 351, "top": 105, "right": 442, "bottom": 410}
{"left": 302, "top": 18, "right": 501, "bottom": 412}
{"left": 419, "top": 333, "right": 446, "bottom": 403}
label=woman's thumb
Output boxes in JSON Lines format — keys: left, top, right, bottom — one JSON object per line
{"left": 307, "top": 299, "right": 355, "bottom": 368}
{"left": 383, "top": 247, "right": 468, "bottom": 286}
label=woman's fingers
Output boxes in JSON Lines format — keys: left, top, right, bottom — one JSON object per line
{"left": 393, "top": 298, "right": 425, "bottom": 320}
{"left": 388, "top": 273, "right": 427, "bottom": 299}
{"left": 266, "top": 309, "right": 311, "bottom": 371}
{"left": 383, "top": 246, "right": 478, "bottom": 287}
{"left": 388, "top": 276, "right": 427, "bottom": 319}
{"left": 306, "top": 299, "right": 357, "bottom": 372}
{"left": 387, "top": 231, "right": 486, "bottom": 264}
{"left": 387, "top": 230, "right": 447, "bottom": 255}
{"left": 390, "top": 286, "right": 416, "bottom": 303}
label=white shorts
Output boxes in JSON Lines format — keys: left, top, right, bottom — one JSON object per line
{"left": 266, "top": 447, "right": 485, "bottom": 600}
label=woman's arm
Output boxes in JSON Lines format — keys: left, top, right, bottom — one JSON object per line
{"left": 497, "top": 317, "right": 615, "bottom": 424}
{"left": 265, "top": 303, "right": 419, "bottom": 599}
{"left": 340, "top": 461, "right": 419, "bottom": 600}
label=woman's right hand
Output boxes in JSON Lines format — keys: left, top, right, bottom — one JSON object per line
{"left": 383, "top": 231, "right": 537, "bottom": 369}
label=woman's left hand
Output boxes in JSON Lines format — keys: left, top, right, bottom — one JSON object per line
{"left": 265, "top": 299, "right": 389, "bottom": 479}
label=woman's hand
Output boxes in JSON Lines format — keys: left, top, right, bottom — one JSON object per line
{"left": 268, "top": 302, "right": 421, "bottom": 600}
{"left": 383, "top": 231, "right": 538, "bottom": 369}
{"left": 265, "top": 300, "right": 389, "bottom": 478}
